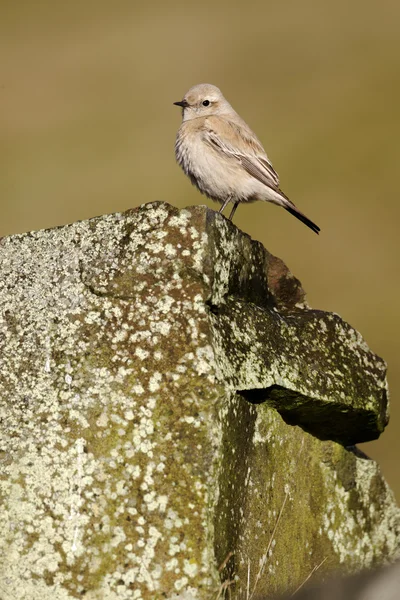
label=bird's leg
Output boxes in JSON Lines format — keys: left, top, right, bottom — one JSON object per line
{"left": 218, "top": 196, "right": 232, "bottom": 214}
{"left": 228, "top": 201, "right": 239, "bottom": 221}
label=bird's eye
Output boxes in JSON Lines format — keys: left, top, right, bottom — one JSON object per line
{"left": 202, "top": 100, "right": 210, "bottom": 107}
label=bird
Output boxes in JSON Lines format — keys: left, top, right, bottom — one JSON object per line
{"left": 174, "top": 83, "right": 320, "bottom": 234}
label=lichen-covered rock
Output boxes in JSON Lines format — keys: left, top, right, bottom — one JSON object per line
{"left": 0, "top": 202, "right": 398, "bottom": 600}
{"left": 206, "top": 216, "right": 388, "bottom": 446}
{"left": 216, "top": 402, "right": 400, "bottom": 599}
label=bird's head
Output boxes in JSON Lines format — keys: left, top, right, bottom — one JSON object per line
{"left": 174, "top": 83, "right": 232, "bottom": 122}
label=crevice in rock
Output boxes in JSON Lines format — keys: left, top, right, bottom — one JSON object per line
{"left": 238, "top": 385, "right": 385, "bottom": 446}
{"left": 205, "top": 298, "right": 220, "bottom": 315}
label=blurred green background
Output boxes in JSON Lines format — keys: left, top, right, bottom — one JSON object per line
{"left": 1, "top": 1, "right": 399, "bottom": 497}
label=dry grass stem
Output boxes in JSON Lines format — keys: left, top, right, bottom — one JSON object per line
{"left": 290, "top": 557, "right": 328, "bottom": 597}
{"left": 249, "top": 491, "right": 289, "bottom": 599}
{"left": 214, "top": 578, "right": 235, "bottom": 600}
{"left": 218, "top": 551, "right": 234, "bottom": 572}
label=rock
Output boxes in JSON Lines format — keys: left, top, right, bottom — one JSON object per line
{"left": 0, "top": 201, "right": 398, "bottom": 600}
{"left": 207, "top": 214, "right": 388, "bottom": 446}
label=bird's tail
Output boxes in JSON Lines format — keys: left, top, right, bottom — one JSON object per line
{"left": 284, "top": 205, "right": 320, "bottom": 234}
{"left": 278, "top": 189, "right": 320, "bottom": 235}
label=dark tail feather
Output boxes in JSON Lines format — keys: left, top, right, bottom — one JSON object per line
{"left": 284, "top": 205, "right": 320, "bottom": 234}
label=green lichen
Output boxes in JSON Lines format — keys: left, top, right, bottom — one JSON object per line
{"left": 216, "top": 405, "right": 400, "bottom": 598}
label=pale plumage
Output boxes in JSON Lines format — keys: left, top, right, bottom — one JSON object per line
{"left": 174, "top": 83, "right": 320, "bottom": 234}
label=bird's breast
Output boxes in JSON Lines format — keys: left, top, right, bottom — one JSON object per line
{"left": 175, "top": 126, "right": 240, "bottom": 201}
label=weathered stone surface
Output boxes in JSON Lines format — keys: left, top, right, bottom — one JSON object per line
{"left": 216, "top": 403, "right": 400, "bottom": 599}
{"left": 206, "top": 216, "right": 388, "bottom": 445}
{"left": 0, "top": 201, "right": 398, "bottom": 600}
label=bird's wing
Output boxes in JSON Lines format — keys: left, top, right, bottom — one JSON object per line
{"left": 202, "top": 116, "right": 280, "bottom": 189}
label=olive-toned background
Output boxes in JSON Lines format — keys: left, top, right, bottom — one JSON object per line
{"left": 1, "top": 1, "right": 399, "bottom": 497}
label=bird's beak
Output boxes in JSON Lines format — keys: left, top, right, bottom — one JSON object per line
{"left": 173, "top": 100, "right": 188, "bottom": 108}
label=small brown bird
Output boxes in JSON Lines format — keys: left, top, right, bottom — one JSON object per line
{"left": 174, "top": 83, "right": 320, "bottom": 234}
